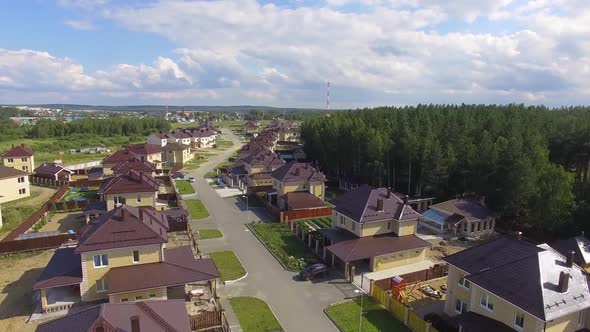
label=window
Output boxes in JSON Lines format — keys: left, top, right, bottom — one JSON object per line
{"left": 21, "top": 157, "right": 27, "bottom": 162}
{"left": 352, "top": 223, "right": 356, "bottom": 231}
{"left": 387, "top": 222, "right": 392, "bottom": 230}
{"left": 149, "top": 293, "right": 156, "bottom": 298}
{"left": 455, "top": 299, "right": 468, "bottom": 314}
{"left": 93, "top": 254, "right": 108, "bottom": 268}
{"left": 136, "top": 195, "right": 142, "bottom": 203}
{"left": 18, "top": 176, "right": 25, "bottom": 183}
{"left": 463, "top": 222, "right": 468, "bottom": 232}
{"left": 22, "top": 166, "right": 27, "bottom": 171}
{"left": 514, "top": 311, "right": 525, "bottom": 329}
{"left": 7, "top": 158, "right": 13, "bottom": 163}
{"left": 477, "top": 222, "right": 481, "bottom": 232}
{"left": 458, "top": 275, "right": 470, "bottom": 289}
{"left": 96, "top": 279, "right": 107, "bottom": 293}
{"left": 121, "top": 298, "right": 128, "bottom": 302}
{"left": 471, "top": 223, "right": 475, "bottom": 233}
{"left": 133, "top": 250, "right": 140, "bottom": 263}
{"left": 339, "top": 215, "right": 345, "bottom": 225}
{"left": 135, "top": 296, "right": 143, "bottom": 300}
{"left": 480, "top": 292, "right": 494, "bottom": 311}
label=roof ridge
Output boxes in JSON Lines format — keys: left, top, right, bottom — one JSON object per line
{"left": 136, "top": 301, "right": 178, "bottom": 332}
{"left": 163, "top": 258, "right": 219, "bottom": 280}
{"left": 358, "top": 186, "right": 375, "bottom": 223}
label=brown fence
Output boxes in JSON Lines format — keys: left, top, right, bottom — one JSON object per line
{"left": 168, "top": 221, "right": 188, "bottom": 232}
{"left": 52, "top": 200, "right": 90, "bottom": 211}
{"left": 30, "top": 176, "right": 69, "bottom": 188}
{"left": 189, "top": 311, "right": 222, "bottom": 331}
{"left": 281, "top": 207, "right": 332, "bottom": 222}
{"left": 375, "top": 264, "right": 449, "bottom": 291}
{"left": 0, "top": 234, "right": 77, "bottom": 254}
{"left": 3, "top": 185, "right": 70, "bottom": 242}
{"left": 71, "top": 179, "right": 103, "bottom": 188}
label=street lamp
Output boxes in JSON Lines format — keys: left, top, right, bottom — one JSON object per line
{"left": 354, "top": 289, "right": 364, "bottom": 332}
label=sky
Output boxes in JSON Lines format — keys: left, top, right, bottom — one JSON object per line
{"left": 0, "top": 0, "right": 589, "bottom": 108}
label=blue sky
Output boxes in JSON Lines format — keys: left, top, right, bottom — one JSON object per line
{"left": 0, "top": 0, "right": 589, "bottom": 107}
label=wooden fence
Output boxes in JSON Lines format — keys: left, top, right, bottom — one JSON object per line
{"left": 71, "top": 179, "right": 103, "bottom": 188}
{"left": 29, "top": 176, "right": 69, "bottom": 188}
{"left": 168, "top": 221, "right": 188, "bottom": 232}
{"left": 3, "top": 185, "right": 70, "bottom": 241}
{"left": 280, "top": 207, "right": 332, "bottom": 222}
{"left": 189, "top": 311, "right": 223, "bottom": 331}
{"left": 374, "top": 264, "right": 449, "bottom": 291}
{"left": 0, "top": 234, "right": 77, "bottom": 254}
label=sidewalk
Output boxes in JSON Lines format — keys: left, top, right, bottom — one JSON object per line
{"left": 220, "top": 298, "right": 243, "bottom": 332}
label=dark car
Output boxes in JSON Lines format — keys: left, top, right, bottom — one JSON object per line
{"left": 172, "top": 172, "right": 185, "bottom": 179}
{"left": 298, "top": 263, "right": 329, "bottom": 280}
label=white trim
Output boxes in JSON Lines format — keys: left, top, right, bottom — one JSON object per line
{"left": 513, "top": 310, "right": 525, "bottom": 331}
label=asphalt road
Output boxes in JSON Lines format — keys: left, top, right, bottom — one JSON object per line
{"left": 186, "top": 129, "right": 354, "bottom": 332}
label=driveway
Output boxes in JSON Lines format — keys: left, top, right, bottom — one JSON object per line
{"left": 186, "top": 130, "right": 348, "bottom": 332}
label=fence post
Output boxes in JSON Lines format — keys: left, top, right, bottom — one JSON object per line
{"left": 290, "top": 218, "right": 294, "bottom": 231}
{"left": 425, "top": 321, "right": 432, "bottom": 332}
{"left": 308, "top": 232, "right": 312, "bottom": 247}
{"left": 315, "top": 238, "right": 319, "bottom": 253}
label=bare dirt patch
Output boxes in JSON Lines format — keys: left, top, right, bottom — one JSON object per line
{"left": 38, "top": 212, "right": 85, "bottom": 233}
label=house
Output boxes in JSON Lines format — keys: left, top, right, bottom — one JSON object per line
{"left": 238, "top": 141, "right": 265, "bottom": 160}
{"left": 189, "top": 128, "right": 217, "bottom": 148}
{"left": 36, "top": 300, "right": 192, "bottom": 332}
{"left": 34, "top": 163, "right": 74, "bottom": 182}
{"left": 162, "top": 142, "right": 193, "bottom": 167}
{"left": 147, "top": 131, "right": 172, "bottom": 147}
{"left": 0, "top": 165, "right": 30, "bottom": 209}
{"left": 111, "top": 156, "right": 157, "bottom": 177}
{"left": 269, "top": 162, "right": 326, "bottom": 210}
{"left": 443, "top": 236, "right": 590, "bottom": 332}
{"left": 552, "top": 234, "right": 590, "bottom": 272}
{"left": 98, "top": 170, "right": 160, "bottom": 211}
{"left": 420, "top": 198, "right": 495, "bottom": 236}
{"left": 197, "top": 120, "right": 220, "bottom": 134}
{"left": 33, "top": 205, "right": 220, "bottom": 314}
{"left": 242, "top": 149, "right": 285, "bottom": 175}
{"left": 168, "top": 130, "right": 193, "bottom": 146}
{"left": 321, "top": 186, "right": 431, "bottom": 280}
{"left": 1, "top": 144, "right": 34, "bottom": 173}
{"left": 243, "top": 121, "right": 258, "bottom": 134}
{"left": 102, "top": 144, "right": 163, "bottom": 174}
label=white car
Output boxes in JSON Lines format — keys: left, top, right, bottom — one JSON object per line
{"left": 188, "top": 176, "right": 196, "bottom": 183}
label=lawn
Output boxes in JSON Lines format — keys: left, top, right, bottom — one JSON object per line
{"left": 185, "top": 199, "right": 210, "bottom": 219}
{"left": 183, "top": 156, "right": 209, "bottom": 170}
{"left": 325, "top": 297, "right": 411, "bottom": 332}
{"left": 197, "top": 229, "right": 223, "bottom": 239}
{"left": 209, "top": 251, "right": 246, "bottom": 282}
{"left": 229, "top": 297, "right": 284, "bottom": 332}
{"left": 215, "top": 139, "right": 234, "bottom": 149}
{"left": 0, "top": 186, "right": 57, "bottom": 239}
{"left": 175, "top": 180, "right": 195, "bottom": 194}
{"left": 250, "top": 222, "right": 319, "bottom": 271}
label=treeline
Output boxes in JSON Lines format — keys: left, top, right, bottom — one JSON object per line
{"left": 245, "top": 109, "right": 324, "bottom": 121}
{"left": 28, "top": 118, "right": 170, "bottom": 138}
{"left": 301, "top": 104, "right": 590, "bottom": 236}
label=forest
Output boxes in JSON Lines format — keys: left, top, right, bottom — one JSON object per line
{"left": 301, "top": 104, "right": 590, "bottom": 238}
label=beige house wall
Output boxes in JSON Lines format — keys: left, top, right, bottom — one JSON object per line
{"left": 110, "top": 287, "right": 166, "bottom": 303}
{"left": 1, "top": 155, "right": 34, "bottom": 173}
{"left": 0, "top": 175, "right": 30, "bottom": 203}
{"left": 247, "top": 177, "right": 273, "bottom": 187}
{"left": 371, "top": 247, "right": 426, "bottom": 271}
{"left": 80, "top": 244, "right": 162, "bottom": 302}
{"left": 104, "top": 192, "right": 157, "bottom": 211}
{"left": 102, "top": 162, "right": 117, "bottom": 175}
{"left": 396, "top": 220, "right": 418, "bottom": 236}
{"left": 332, "top": 211, "right": 417, "bottom": 238}
{"left": 444, "top": 266, "right": 473, "bottom": 317}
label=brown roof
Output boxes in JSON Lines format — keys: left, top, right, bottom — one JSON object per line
{"left": 198, "top": 120, "right": 219, "bottom": 132}
{"left": 98, "top": 169, "right": 159, "bottom": 195}
{"left": 75, "top": 206, "right": 168, "bottom": 253}
{"left": 282, "top": 191, "right": 326, "bottom": 210}
{"left": 327, "top": 234, "right": 431, "bottom": 262}
{"left": 453, "top": 312, "right": 514, "bottom": 332}
{"left": 430, "top": 198, "right": 494, "bottom": 222}
{"left": 241, "top": 149, "right": 284, "bottom": 169}
{"left": 106, "top": 246, "right": 219, "bottom": 294}
{"left": 34, "top": 163, "right": 73, "bottom": 177}
{"left": 127, "top": 143, "right": 162, "bottom": 156}
{"left": 189, "top": 128, "right": 216, "bottom": 137}
{"left": 271, "top": 161, "right": 325, "bottom": 183}
{"left": 0, "top": 164, "right": 28, "bottom": 179}
{"left": 111, "top": 156, "right": 156, "bottom": 175}
{"left": 33, "top": 248, "right": 82, "bottom": 290}
{"left": 249, "top": 172, "right": 273, "bottom": 180}
{"left": 331, "top": 185, "right": 421, "bottom": 224}
{"left": 102, "top": 149, "right": 138, "bottom": 164}
{"left": 162, "top": 142, "right": 191, "bottom": 151}
{"left": 169, "top": 130, "right": 192, "bottom": 139}
{"left": 1, "top": 144, "right": 33, "bottom": 157}
{"left": 36, "top": 300, "right": 191, "bottom": 332}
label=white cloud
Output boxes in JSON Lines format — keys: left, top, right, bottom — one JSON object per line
{"left": 64, "top": 19, "right": 95, "bottom": 30}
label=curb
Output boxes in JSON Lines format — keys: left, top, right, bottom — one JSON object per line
{"left": 245, "top": 223, "right": 298, "bottom": 272}
{"left": 323, "top": 307, "right": 345, "bottom": 332}
{"left": 227, "top": 296, "right": 285, "bottom": 332}
{"left": 223, "top": 252, "right": 248, "bottom": 285}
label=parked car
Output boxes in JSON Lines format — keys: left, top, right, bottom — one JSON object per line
{"left": 298, "top": 263, "right": 329, "bottom": 280}
{"left": 188, "top": 176, "right": 196, "bottom": 183}
{"left": 172, "top": 172, "right": 185, "bottom": 179}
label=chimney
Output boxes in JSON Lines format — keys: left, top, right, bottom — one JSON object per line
{"left": 517, "top": 231, "right": 523, "bottom": 241}
{"left": 377, "top": 199, "right": 384, "bottom": 212}
{"left": 387, "top": 188, "right": 392, "bottom": 199}
{"left": 558, "top": 271, "right": 570, "bottom": 293}
{"left": 567, "top": 251, "right": 575, "bottom": 268}
{"left": 404, "top": 195, "right": 409, "bottom": 205}
{"left": 131, "top": 315, "right": 140, "bottom": 332}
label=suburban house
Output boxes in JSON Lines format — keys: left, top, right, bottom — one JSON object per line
{"left": 147, "top": 131, "right": 173, "bottom": 147}
{"left": 269, "top": 161, "right": 326, "bottom": 210}
{"left": 238, "top": 141, "right": 265, "bottom": 160}
{"left": 162, "top": 142, "right": 193, "bottom": 167}
{"left": 552, "top": 234, "right": 590, "bottom": 272}
{"left": 36, "top": 300, "right": 192, "bottom": 332}
{"left": 169, "top": 130, "right": 193, "bottom": 146}
{"left": 0, "top": 164, "right": 30, "bottom": 204}
{"left": 321, "top": 185, "right": 431, "bottom": 281}
{"left": 420, "top": 198, "right": 495, "bottom": 237}
{"left": 1, "top": 144, "right": 35, "bottom": 173}
{"left": 219, "top": 164, "right": 248, "bottom": 191}
{"left": 33, "top": 205, "right": 220, "bottom": 314}
{"left": 98, "top": 170, "right": 161, "bottom": 211}
{"left": 189, "top": 128, "right": 217, "bottom": 148}
{"left": 443, "top": 236, "right": 590, "bottom": 332}
{"left": 34, "top": 163, "right": 74, "bottom": 182}
{"left": 243, "top": 120, "right": 259, "bottom": 134}
{"left": 111, "top": 156, "right": 157, "bottom": 177}
{"left": 102, "top": 144, "right": 163, "bottom": 175}
{"left": 242, "top": 149, "right": 285, "bottom": 174}
{"left": 197, "top": 120, "right": 220, "bottom": 134}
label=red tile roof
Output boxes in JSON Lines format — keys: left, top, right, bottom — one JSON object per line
{"left": 1, "top": 144, "right": 33, "bottom": 157}
{"left": 127, "top": 143, "right": 163, "bottom": 156}
{"left": 75, "top": 206, "right": 168, "bottom": 253}
{"left": 106, "top": 246, "right": 219, "bottom": 294}
{"left": 271, "top": 161, "right": 325, "bottom": 183}
{"left": 102, "top": 149, "right": 138, "bottom": 164}
{"left": 327, "top": 234, "right": 431, "bottom": 262}
{"left": 36, "top": 300, "right": 191, "bottom": 332}
{"left": 34, "top": 163, "right": 73, "bottom": 177}
{"left": 33, "top": 248, "right": 82, "bottom": 290}
{"left": 0, "top": 164, "right": 28, "bottom": 180}
{"left": 281, "top": 191, "right": 326, "bottom": 210}
{"left": 111, "top": 156, "right": 156, "bottom": 175}
{"left": 98, "top": 170, "right": 159, "bottom": 195}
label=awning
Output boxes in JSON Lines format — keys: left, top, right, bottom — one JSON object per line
{"left": 33, "top": 248, "right": 82, "bottom": 290}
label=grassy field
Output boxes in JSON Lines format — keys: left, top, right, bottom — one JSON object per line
{"left": 325, "top": 298, "right": 411, "bottom": 332}
{"left": 215, "top": 139, "right": 234, "bottom": 149}
{"left": 229, "top": 297, "right": 283, "bottom": 332}
{"left": 175, "top": 180, "right": 195, "bottom": 194}
{"left": 209, "top": 251, "right": 246, "bottom": 282}
{"left": 0, "top": 186, "right": 57, "bottom": 239}
{"left": 197, "top": 229, "right": 223, "bottom": 239}
{"left": 250, "top": 222, "right": 319, "bottom": 271}
{"left": 185, "top": 199, "right": 210, "bottom": 219}
{"left": 183, "top": 156, "right": 209, "bottom": 170}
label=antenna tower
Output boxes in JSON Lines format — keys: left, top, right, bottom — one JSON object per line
{"left": 326, "top": 81, "right": 331, "bottom": 110}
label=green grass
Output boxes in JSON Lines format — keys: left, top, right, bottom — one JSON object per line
{"left": 197, "top": 229, "right": 223, "bottom": 239}
{"left": 216, "top": 139, "right": 234, "bottom": 149}
{"left": 185, "top": 199, "right": 210, "bottom": 219}
{"left": 325, "top": 298, "right": 411, "bottom": 332}
{"left": 229, "top": 297, "right": 283, "bottom": 332}
{"left": 175, "top": 180, "right": 195, "bottom": 194}
{"left": 209, "top": 251, "right": 246, "bottom": 282}
{"left": 250, "top": 222, "right": 318, "bottom": 271}
{"left": 204, "top": 171, "right": 218, "bottom": 179}
{"left": 183, "top": 156, "right": 209, "bottom": 170}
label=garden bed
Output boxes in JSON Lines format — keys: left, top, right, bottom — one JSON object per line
{"left": 296, "top": 217, "right": 332, "bottom": 232}
{"left": 229, "top": 297, "right": 283, "bottom": 332}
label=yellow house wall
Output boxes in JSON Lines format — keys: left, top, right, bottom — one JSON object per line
{"left": 247, "top": 177, "right": 273, "bottom": 187}
{"left": 444, "top": 266, "right": 472, "bottom": 317}
{"left": 277, "top": 181, "right": 324, "bottom": 199}
{"left": 0, "top": 175, "right": 30, "bottom": 203}
{"left": 2, "top": 155, "right": 34, "bottom": 173}
{"left": 110, "top": 287, "right": 166, "bottom": 303}
{"left": 80, "top": 244, "right": 162, "bottom": 301}
{"left": 396, "top": 220, "right": 418, "bottom": 236}
{"left": 546, "top": 309, "right": 589, "bottom": 332}
{"left": 146, "top": 153, "right": 162, "bottom": 164}
{"left": 102, "top": 162, "right": 117, "bottom": 175}
{"left": 361, "top": 220, "right": 393, "bottom": 237}
{"left": 105, "top": 192, "right": 156, "bottom": 211}
{"left": 333, "top": 211, "right": 362, "bottom": 237}
{"left": 371, "top": 248, "right": 426, "bottom": 271}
